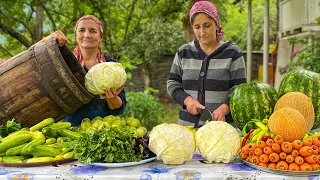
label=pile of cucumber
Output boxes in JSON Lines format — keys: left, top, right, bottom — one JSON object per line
{"left": 0, "top": 118, "right": 81, "bottom": 163}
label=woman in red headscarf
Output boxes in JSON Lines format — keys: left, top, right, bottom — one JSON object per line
{"left": 40, "top": 15, "right": 126, "bottom": 126}
{"left": 167, "top": 1, "right": 247, "bottom": 127}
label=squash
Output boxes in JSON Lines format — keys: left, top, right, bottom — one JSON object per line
{"left": 268, "top": 107, "right": 307, "bottom": 142}
{"left": 274, "top": 92, "right": 314, "bottom": 131}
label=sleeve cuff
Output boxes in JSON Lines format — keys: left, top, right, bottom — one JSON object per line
{"left": 173, "top": 89, "right": 190, "bottom": 107}
{"left": 223, "top": 97, "right": 230, "bottom": 106}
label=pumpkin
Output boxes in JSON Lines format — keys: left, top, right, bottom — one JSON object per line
{"left": 268, "top": 107, "right": 307, "bottom": 142}
{"left": 274, "top": 92, "right": 314, "bottom": 131}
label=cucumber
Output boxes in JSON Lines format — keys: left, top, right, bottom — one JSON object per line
{"left": 20, "top": 139, "right": 45, "bottom": 156}
{"left": 5, "top": 143, "right": 27, "bottom": 156}
{"left": 30, "top": 118, "right": 55, "bottom": 131}
{"left": 49, "top": 122, "right": 71, "bottom": 129}
{"left": 0, "top": 134, "right": 32, "bottom": 153}
{"left": 42, "top": 127, "right": 58, "bottom": 138}
{"left": 2, "top": 156, "right": 25, "bottom": 163}
{"left": 57, "top": 129, "right": 81, "bottom": 140}
{"left": 26, "top": 157, "right": 54, "bottom": 163}
{"left": 28, "top": 145, "right": 61, "bottom": 157}
{"left": 63, "top": 151, "right": 74, "bottom": 159}
{"left": 1, "top": 130, "right": 29, "bottom": 142}
{"left": 45, "top": 138, "right": 56, "bottom": 145}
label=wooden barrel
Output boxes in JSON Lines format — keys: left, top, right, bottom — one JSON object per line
{"left": 0, "top": 38, "right": 94, "bottom": 127}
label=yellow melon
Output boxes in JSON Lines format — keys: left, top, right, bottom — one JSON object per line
{"left": 268, "top": 107, "right": 307, "bottom": 142}
{"left": 274, "top": 92, "right": 314, "bottom": 131}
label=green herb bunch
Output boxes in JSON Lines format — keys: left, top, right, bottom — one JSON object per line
{"left": 74, "top": 127, "right": 147, "bottom": 164}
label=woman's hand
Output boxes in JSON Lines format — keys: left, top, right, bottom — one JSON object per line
{"left": 212, "top": 104, "right": 230, "bottom": 121}
{"left": 99, "top": 86, "right": 123, "bottom": 100}
{"left": 35, "top": 30, "right": 70, "bottom": 47}
{"left": 49, "top": 30, "right": 70, "bottom": 46}
{"left": 99, "top": 86, "right": 124, "bottom": 110}
{"left": 184, "top": 96, "right": 205, "bottom": 115}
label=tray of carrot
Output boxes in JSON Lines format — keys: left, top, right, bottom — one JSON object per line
{"left": 241, "top": 135, "right": 320, "bottom": 176}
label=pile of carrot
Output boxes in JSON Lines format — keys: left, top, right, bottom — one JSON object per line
{"left": 240, "top": 135, "right": 320, "bottom": 171}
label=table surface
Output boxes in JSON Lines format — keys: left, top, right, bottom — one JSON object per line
{"left": 0, "top": 153, "right": 319, "bottom": 180}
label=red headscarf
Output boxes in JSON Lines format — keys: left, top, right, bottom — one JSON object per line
{"left": 74, "top": 15, "right": 105, "bottom": 67}
{"left": 189, "top": 1, "right": 224, "bottom": 42}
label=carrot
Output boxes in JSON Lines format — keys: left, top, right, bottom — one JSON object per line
{"left": 281, "top": 142, "right": 293, "bottom": 154}
{"left": 263, "top": 146, "right": 274, "bottom": 155}
{"left": 292, "top": 139, "right": 303, "bottom": 150}
{"left": 285, "top": 154, "right": 295, "bottom": 164}
{"left": 268, "top": 162, "right": 276, "bottom": 169}
{"left": 269, "top": 153, "right": 280, "bottom": 163}
{"left": 251, "top": 156, "right": 260, "bottom": 165}
{"left": 304, "top": 154, "right": 318, "bottom": 164}
{"left": 245, "top": 156, "right": 252, "bottom": 163}
{"left": 266, "top": 139, "right": 274, "bottom": 147}
{"left": 271, "top": 143, "right": 281, "bottom": 153}
{"left": 242, "top": 144, "right": 250, "bottom": 155}
{"left": 288, "top": 163, "right": 300, "bottom": 171}
{"left": 303, "top": 138, "right": 312, "bottom": 146}
{"left": 276, "top": 160, "right": 289, "bottom": 170}
{"left": 317, "top": 154, "right": 320, "bottom": 164}
{"left": 299, "top": 146, "right": 313, "bottom": 157}
{"left": 254, "top": 148, "right": 263, "bottom": 156}
{"left": 257, "top": 141, "right": 266, "bottom": 149}
{"left": 295, "top": 156, "right": 304, "bottom": 165}
{"left": 258, "top": 163, "right": 269, "bottom": 167}
{"left": 249, "top": 151, "right": 255, "bottom": 157}
{"left": 259, "top": 154, "right": 270, "bottom": 164}
{"left": 248, "top": 143, "right": 257, "bottom": 152}
{"left": 310, "top": 163, "right": 320, "bottom": 171}
{"left": 241, "top": 151, "right": 248, "bottom": 159}
{"left": 312, "top": 135, "right": 320, "bottom": 146}
{"left": 279, "top": 152, "right": 287, "bottom": 160}
{"left": 300, "top": 163, "right": 312, "bottom": 171}
{"left": 291, "top": 149, "right": 299, "bottom": 157}
{"left": 310, "top": 145, "right": 318, "bottom": 155}
{"left": 274, "top": 135, "right": 284, "bottom": 145}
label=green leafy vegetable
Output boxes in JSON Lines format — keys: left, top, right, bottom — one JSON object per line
{"left": 0, "top": 119, "right": 21, "bottom": 138}
{"left": 74, "top": 127, "right": 147, "bottom": 164}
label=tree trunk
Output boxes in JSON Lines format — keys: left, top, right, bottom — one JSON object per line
{"left": 141, "top": 63, "right": 150, "bottom": 89}
{"left": 35, "top": 0, "right": 44, "bottom": 43}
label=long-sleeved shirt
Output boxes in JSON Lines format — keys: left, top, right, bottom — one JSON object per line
{"left": 63, "top": 56, "right": 126, "bottom": 126}
{"left": 167, "top": 40, "right": 246, "bottom": 126}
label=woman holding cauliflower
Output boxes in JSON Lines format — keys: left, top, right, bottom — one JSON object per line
{"left": 37, "top": 15, "right": 126, "bottom": 126}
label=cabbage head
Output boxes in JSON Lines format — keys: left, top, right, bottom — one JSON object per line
{"left": 85, "top": 62, "right": 126, "bottom": 95}
{"left": 149, "top": 123, "right": 195, "bottom": 165}
{"left": 196, "top": 121, "right": 240, "bottom": 163}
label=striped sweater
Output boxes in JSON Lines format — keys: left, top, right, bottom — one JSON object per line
{"left": 167, "top": 40, "right": 247, "bottom": 126}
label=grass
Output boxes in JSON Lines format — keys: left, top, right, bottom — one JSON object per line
{"left": 161, "top": 103, "right": 180, "bottom": 124}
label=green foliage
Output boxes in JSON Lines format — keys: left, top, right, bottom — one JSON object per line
{"left": 223, "top": 0, "right": 278, "bottom": 51}
{"left": 121, "top": 90, "right": 164, "bottom": 130}
{"left": 278, "top": 18, "right": 320, "bottom": 75}
{"left": 278, "top": 35, "right": 320, "bottom": 75}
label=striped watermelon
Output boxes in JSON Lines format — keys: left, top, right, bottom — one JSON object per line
{"left": 230, "top": 82, "right": 279, "bottom": 130}
{"left": 278, "top": 69, "right": 320, "bottom": 129}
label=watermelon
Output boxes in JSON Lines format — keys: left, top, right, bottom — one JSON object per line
{"left": 278, "top": 69, "right": 320, "bottom": 129}
{"left": 230, "top": 82, "right": 279, "bottom": 130}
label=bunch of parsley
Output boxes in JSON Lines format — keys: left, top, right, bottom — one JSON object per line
{"left": 74, "top": 127, "right": 147, "bottom": 164}
{"left": 0, "top": 119, "right": 21, "bottom": 138}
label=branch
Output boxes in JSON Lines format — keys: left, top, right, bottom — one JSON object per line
{"left": 123, "top": 0, "right": 138, "bottom": 41}
{"left": 0, "top": 21, "right": 32, "bottom": 47}
{"left": 43, "top": 5, "right": 57, "bottom": 31}
{"left": 0, "top": 44, "right": 13, "bottom": 57}
{"left": 0, "top": 12, "right": 34, "bottom": 37}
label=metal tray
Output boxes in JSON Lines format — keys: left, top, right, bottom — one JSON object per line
{"left": 243, "top": 161, "right": 320, "bottom": 176}
{"left": 0, "top": 158, "right": 76, "bottom": 167}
